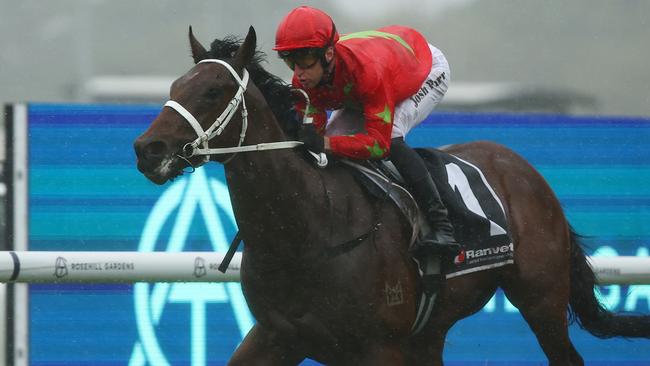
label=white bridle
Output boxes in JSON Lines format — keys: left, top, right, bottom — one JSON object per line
{"left": 164, "top": 58, "right": 327, "bottom": 166}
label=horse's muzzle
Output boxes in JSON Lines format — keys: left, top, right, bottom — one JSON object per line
{"left": 133, "top": 137, "right": 176, "bottom": 183}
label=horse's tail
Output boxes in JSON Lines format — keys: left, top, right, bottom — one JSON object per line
{"left": 568, "top": 226, "right": 650, "bottom": 338}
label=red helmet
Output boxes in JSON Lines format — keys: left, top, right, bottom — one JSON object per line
{"left": 273, "top": 6, "right": 339, "bottom": 51}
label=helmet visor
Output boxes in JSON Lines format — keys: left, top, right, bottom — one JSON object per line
{"left": 279, "top": 48, "right": 323, "bottom": 70}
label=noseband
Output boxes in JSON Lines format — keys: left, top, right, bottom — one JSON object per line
{"left": 164, "top": 58, "right": 328, "bottom": 167}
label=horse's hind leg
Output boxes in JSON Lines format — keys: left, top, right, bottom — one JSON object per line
{"left": 502, "top": 277, "right": 583, "bottom": 366}
{"left": 228, "top": 323, "right": 306, "bottom": 366}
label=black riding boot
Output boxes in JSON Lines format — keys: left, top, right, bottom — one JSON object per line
{"left": 408, "top": 171, "right": 461, "bottom": 257}
{"left": 390, "top": 138, "right": 461, "bottom": 257}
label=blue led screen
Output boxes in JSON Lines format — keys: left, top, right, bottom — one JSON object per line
{"left": 26, "top": 104, "right": 650, "bottom": 365}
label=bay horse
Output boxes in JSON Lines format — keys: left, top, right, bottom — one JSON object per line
{"left": 133, "top": 26, "right": 650, "bottom": 365}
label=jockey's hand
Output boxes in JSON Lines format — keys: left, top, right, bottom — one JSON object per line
{"left": 298, "top": 124, "right": 325, "bottom": 153}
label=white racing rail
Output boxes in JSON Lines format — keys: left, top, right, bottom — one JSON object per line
{"left": 0, "top": 251, "right": 242, "bottom": 283}
{"left": 588, "top": 256, "right": 650, "bottom": 285}
{"left": 0, "top": 251, "right": 648, "bottom": 285}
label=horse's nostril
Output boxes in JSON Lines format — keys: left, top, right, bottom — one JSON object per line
{"left": 144, "top": 141, "right": 168, "bottom": 158}
{"left": 134, "top": 139, "right": 169, "bottom": 163}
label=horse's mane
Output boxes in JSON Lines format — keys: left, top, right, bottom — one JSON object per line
{"left": 206, "top": 36, "right": 300, "bottom": 137}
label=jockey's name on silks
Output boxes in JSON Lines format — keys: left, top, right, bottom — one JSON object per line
{"left": 410, "top": 72, "right": 447, "bottom": 108}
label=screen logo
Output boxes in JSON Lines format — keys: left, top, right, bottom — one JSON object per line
{"left": 128, "top": 168, "right": 254, "bottom": 366}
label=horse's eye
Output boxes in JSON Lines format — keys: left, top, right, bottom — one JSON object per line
{"left": 206, "top": 88, "right": 222, "bottom": 99}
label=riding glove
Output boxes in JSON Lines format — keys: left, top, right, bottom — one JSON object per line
{"left": 298, "top": 124, "right": 325, "bottom": 153}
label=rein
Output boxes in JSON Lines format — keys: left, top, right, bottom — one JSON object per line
{"left": 164, "top": 58, "right": 327, "bottom": 167}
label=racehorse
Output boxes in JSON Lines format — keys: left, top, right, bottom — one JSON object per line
{"left": 133, "top": 26, "right": 650, "bottom": 365}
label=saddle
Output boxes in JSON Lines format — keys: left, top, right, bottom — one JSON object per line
{"left": 343, "top": 147, "right": 514, "bottom": 275}
{"left": 341, "top": 147, "right": 515, "bottom": 334}
{"left": 339, "top": 158, "right": 422, "bottom": 248}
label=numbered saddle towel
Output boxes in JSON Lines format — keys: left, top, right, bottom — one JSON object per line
{"left": 416, "top": 148, "right": 514, "bottom": 278}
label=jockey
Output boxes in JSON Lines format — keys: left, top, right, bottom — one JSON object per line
{"left": 274, "top": 6, "right": 460, "bottom": 257}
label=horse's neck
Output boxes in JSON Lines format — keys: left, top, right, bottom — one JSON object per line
{"left": 223, "top": 92, "right": 326, "bottom": 257}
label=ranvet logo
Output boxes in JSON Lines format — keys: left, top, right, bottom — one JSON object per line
{"left": 128, "top": 169, "right": 254, "bottom": 366}
{"left": 453, "top": 250, "right": 466, "bottom": 265}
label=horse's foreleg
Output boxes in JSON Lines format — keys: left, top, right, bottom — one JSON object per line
{"left": 342, "top": 341, "right": 406, "bottom": 366}
{"left": 228, "top": 323, "right": 306, "bottom": 366}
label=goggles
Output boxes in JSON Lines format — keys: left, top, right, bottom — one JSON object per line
{"left": 279, "top": 48, "right": 323, "bottom": 70}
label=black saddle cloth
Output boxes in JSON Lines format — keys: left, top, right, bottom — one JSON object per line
{"left": 341, "top": 147, "right": 514, "bottom": 278}
{"left": 416, "top": 148, "right": 514, "bottom": 277}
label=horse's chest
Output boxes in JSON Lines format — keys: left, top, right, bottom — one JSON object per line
{"left": 240, "top": 262, "right": 307, "bottom": 313}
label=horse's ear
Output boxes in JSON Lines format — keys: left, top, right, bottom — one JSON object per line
{"left": 188, "top": 26, "right": 208, "bottom": 64}
{"left": 233, "top": 26, "right": 257, "bottom": 70}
